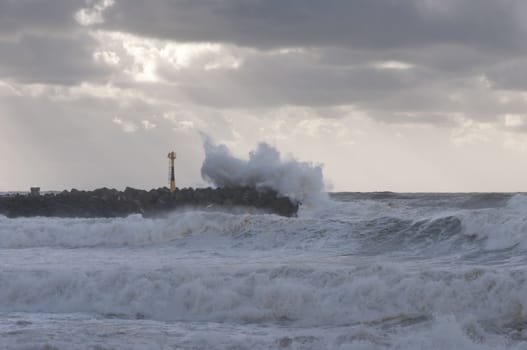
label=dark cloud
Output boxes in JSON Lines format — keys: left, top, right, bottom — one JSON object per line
{"left": 486, "top": 58, "right": 527, "bottom": 91}
{"left": 0, "top": 33, "right": 111, "bottom": 84}
{"left": 0, "top": 0, "right": 84, "bottom": 38}
{"left": 156, "top": 50, "right": 436, "bottom": 108}
{"left": 100, "top": 0, "right": 526, "bottom": 52}
{"left": 1, "top": 0, "right": 527, "bottom": 128}
{"left": 93, "top": 0, "right": 527, "bottom": 124}
{"left": 0, "top": 0, "right": 113, "bottom": 84}
{"left": 317, "top": 45, "right": 506, "bottom": 76}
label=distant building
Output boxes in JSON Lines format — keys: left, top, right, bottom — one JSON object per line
{"left": 30, "top": 187, "right": 40, "bottom": 196}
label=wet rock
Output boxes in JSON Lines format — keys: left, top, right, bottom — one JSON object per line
{"left": 0, "top": 187, "right": 299, "bottom": 218}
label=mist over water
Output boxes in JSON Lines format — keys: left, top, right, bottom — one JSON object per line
{"left": 201, "top": 137, "right": 327, "bottom": 204}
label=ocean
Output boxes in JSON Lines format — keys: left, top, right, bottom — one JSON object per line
{"left": 1, "top": 192, "right": 527, "bottom": 349}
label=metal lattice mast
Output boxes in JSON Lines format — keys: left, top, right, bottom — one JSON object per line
{"left": 167, "top": 151, "right": 176, "bottom": 192}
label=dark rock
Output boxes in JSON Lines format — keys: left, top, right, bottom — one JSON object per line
{"left": 0, "top": 186, "right": 299, "bottom": 218}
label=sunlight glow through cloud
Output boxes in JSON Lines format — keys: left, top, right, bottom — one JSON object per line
{"left": 373, "top": 61, "right": 415, "bottom": 70}
{"left": 90, "top": 31, "right": 243, "bottom": 82}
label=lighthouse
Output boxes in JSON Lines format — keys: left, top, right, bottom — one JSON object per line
{"left": 168, "top": 151, "right": 176, "bottom": 192}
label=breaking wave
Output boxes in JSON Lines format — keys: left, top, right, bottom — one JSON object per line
{"left": 2, "top": 194, "right": 527, "bottom": 254}
{"left": 200, "top": 137, "right": 327, "bottom": 204}
{"left": 0, "top": 211, "right": 258, "bottom": 249}
{"left": 2, "top": 193, "right": 527, "bottom": 348}
{"left": 1, "top": 259, "right": 526, "bottom": 331}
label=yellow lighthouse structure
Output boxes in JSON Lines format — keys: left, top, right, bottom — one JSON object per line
{"left": 168, "top": 151, "right": 176, "bottom": 192}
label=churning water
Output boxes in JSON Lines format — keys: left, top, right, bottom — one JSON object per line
{"left": 1, "top": 192, "right": 527, "bottom": 349}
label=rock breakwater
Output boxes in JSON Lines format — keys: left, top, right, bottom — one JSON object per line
{"left": 0, "top": 187, "right": 299, "bottom": 218}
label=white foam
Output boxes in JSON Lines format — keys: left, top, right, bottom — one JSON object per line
{"left": 0, "top": 212, "right": 256, "bottom": 249}
{"left": 459, "top": 194, "right": 527, "bottom": 251}
{"left": 1, "top": 195, "right": 527, "bottom": 349}
{"left": 391, "top": 315, "right": 526, "bottom": 350}
{"left": 200, "top": 137, "right": 328, "bottom": 204}
{"left": 1, "top": 258, "right": 526, "bottom": 329}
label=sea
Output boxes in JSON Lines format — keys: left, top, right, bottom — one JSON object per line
{"left": 1, "top": 192, "right": 527, "bottom": 349}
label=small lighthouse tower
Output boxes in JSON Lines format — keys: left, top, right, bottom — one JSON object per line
{"left": 168, "top": 151, "right": 176, "bottom": 192}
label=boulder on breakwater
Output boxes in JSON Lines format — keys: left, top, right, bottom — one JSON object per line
{"left": 0, "top": 187, "right": 299, "bottom": 218}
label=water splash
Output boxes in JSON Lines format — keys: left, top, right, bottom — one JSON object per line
{"left": 200, "top": 137, "right": 327, "bottom": 203}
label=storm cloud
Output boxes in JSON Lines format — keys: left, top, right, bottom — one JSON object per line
{"left": 99, "top": 0, "right": 526, "bottom": 51}
{"left": 2, "top": 0, "right": 527, "bottom": 191}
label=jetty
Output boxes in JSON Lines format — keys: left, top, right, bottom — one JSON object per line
{"left": 0, "top": 186, "right": 299, "bottom": 218}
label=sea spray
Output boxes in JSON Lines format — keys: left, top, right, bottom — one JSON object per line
{"left": 200, "top": 137, "right": 327, "bottom": 204}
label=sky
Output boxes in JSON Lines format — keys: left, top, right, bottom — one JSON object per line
{"left": 2, "top": 0, "right": 527, "bottom": 192}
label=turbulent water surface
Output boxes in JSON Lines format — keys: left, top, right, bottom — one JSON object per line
{"left": 1, "top": 192, "right": 527, "bottom": 349}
